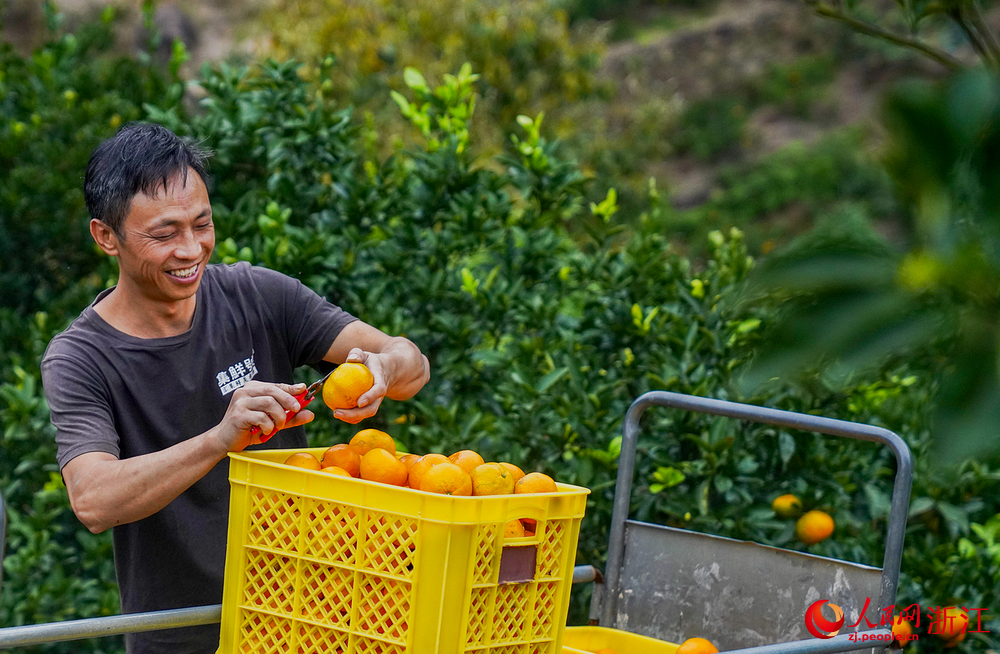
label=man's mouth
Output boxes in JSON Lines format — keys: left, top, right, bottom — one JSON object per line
{"left": 167, "top": 263, "right": 200, "bottom": 279}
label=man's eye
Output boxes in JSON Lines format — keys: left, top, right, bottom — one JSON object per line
{"left": 196, "top": 222, "right": 212, "bottom": 230}
{"left": 151, "top": 233, "right": 173, "bottom": 241}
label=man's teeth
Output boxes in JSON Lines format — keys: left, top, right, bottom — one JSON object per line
{"left": 170, "top": 265, "right": 198, "bottom": 278}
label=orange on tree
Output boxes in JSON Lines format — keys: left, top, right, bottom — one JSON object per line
{"left": 771, "top": 493, "right": 803, "bottom": 519}
{"left": 448, "top": 449, "right": 485, "bottom": 475}
{"left": 419, "top": 461, "right": 473, "bottom": 496}
{"left": 936, "top": 607, "right": 968, "bottom": 643}
{"left": 350, "top": 428, "right": 396, "bottom": 456}
{"left": 795, "top": 510, "right": 835, "bottom": 545}
{"left": 504, "top": 519, "right": 525, "bottom": 538}
{"left": 514, "top": 472, "right": 557, "bottom": 494}
{"left": 892, "top": 615, "right": 914, "bottom": 645}
{"left": 676, "top": 637, "right": 719, "bottom": 654}
{"left": 499, "top": 462, "right": 525, "bottom": 483}
{"left": 471, "top": 463, "right": 516, "bottom": 496}
{"left": 407, "top": 453, "right": 449, "bottom": 490}
{"left": 320, "top": 466, "right": 351, "bottom": 477}
{"left": 322, "top": 362, "right": 374, "bottom": 410}
{"left": 359, "top": 448, "right": 408, "bottom": 486}
{"left": 321, "top": 443, "right": 361, "bottom": 477}
{"left": 284, "top": 452, "right": 322, "bottom": 470}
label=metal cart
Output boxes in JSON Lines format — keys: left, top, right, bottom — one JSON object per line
{"left": 0, "top": 391, "right": 911, "bottom": 653}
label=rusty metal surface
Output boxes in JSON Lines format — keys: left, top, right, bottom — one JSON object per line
{"left": 614, "top": 521, "right": 882, "bottom": 653}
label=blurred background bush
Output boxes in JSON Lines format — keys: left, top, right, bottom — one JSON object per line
{"left": 2, "top": 0, "right": 1000, "bottom": 652}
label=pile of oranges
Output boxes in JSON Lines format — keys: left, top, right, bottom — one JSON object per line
{"left": 282, "top": 428, "right": 558, "bottom": 499}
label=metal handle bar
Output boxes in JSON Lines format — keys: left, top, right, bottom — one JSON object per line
{"left": 602, "top": 391, "right": 914, "bottom": 630}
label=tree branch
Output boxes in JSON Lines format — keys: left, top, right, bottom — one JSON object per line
{"left": 967, "top": 0, "right": 1000, "bottom": 69}
{"left": 949, "top": 6, "right": 998, "bottom": 68}
{"left": 813, "top": 2, "right": 966, "bottom": 71}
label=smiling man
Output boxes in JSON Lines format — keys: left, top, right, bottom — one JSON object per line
{"left": 40, "top": 123, "right": 429, "bottom": 654}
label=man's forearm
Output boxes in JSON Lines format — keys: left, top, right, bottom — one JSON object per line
{"left": 379, "top": 336, "right": 430, "bottom": 401}
{"left": 66, "top": 429, "right": 228, "bottom": 534}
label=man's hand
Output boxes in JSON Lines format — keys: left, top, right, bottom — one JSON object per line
{"left": 324, "top": 322, "right": 430, "bottom": 424}
{"left": 333, "top": 348, "right": 389, "bottom": 424}
{"left": 216, "top": 381, "right": 316, "bottom": 452}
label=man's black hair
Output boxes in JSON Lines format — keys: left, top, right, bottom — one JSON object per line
{"left": 84, "top": 123, "right": 211, "bottom": 238}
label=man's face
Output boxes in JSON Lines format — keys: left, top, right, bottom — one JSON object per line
{"left": 114, "top": 171, "right": 214, "bottom": 304}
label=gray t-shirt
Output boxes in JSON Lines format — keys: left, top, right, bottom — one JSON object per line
{"left": 41, "top": 262, "right": 356, "bottom": 654}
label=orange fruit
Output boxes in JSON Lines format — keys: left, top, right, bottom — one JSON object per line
{"left": 892, "top": 615, "right": 913, "bottom": 645}
{"left": 499, "top": 462, "right": 525, "bottom": 483}
{"left": 419, "top": 462, "right": 473, "bottom": 496}
{"left": 514, "top": 472, "right": 557, "bottom": 494}
{"left": 407, "top": 453, "right": 449, "bottom": 490}
{"left": 284, "top": 452, "right": 322, "bottom": 470}
{"left": 359, "top": 448, "right": 408, "bottom": 486}
{"left": 676, "top": 637, "right": 719, "bottom": 654}
{"left": 504, "top": 519, "right": 525, "bottom": 538}
{"left": 350, "top": 429, "right": 396, "bottom": 456}
{"left": 471, "top": 463, "right": 516, "bottom": 496}
{"left": 771, "top": 493, "right": 802, "bottom": 519}
{"left": 937, "top": 607, "right": 968, "bottom": 641}
{"left": 448, "top": 450, "right": 485, "bottom": 475}
{"left": 321, "top": 444, "right": 361, "bottom": 477}
{"left": 399, "top": 453, "right": 421, "bottom": 470}
{"left": 795, "top": 510, "right": 835, "bottom": 545}
{"left": 322, "top": 362, "right": 374, "bottom": 410}
{"left": 319, "top": 465, "right": 351, "bottom": 477}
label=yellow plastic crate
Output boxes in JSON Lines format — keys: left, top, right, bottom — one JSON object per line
{"left": 560, "top": 626, "right": 678, "bottom": 654}
{"left": 219, "top": 447, "right": 589, "bottom": 654}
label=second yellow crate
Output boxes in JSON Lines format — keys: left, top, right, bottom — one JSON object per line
{"left": 219, "top": 448, "right": 589, "bottom": 654}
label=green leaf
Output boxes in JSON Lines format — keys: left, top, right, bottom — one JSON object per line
{"left": 403, "top": 67, "right": 428, "bottom": 93}
{"left": 537, "top": 367, "right": 569, "bottom": 393}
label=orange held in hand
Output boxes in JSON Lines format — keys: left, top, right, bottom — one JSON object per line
{"left": 321, "top": 444, "right": 361, "bottom": 477}
{"left": 359, "top": 448, "right": 408, "bottom": 486}
{"left": 420, "top": 461, "right": 473, "bottom": 496}
{"left": 514, "top": 472, "right": 557, "bottom": 494}
{"left": 471, "top": 463, "right": 516, "bottom": 496}
{"left": 322, "top": 362, "right": 374, "bottom": 410}
{"left": 676, "top": 637, "right": 719, "bottom": 654}
{"left": 407, "top": 453, "right": 449, "bottom": 490}
{"left": 448, "top": 450, "right": 485, "bottom": 475}
{"left": 350, "top": 429, "right": 396, "bottom": 456}
{"left": 284, "top": 452, "right": 322, "bottom": 470}
{"left": 795, "top": 510, "right": 835, "bottom": 545}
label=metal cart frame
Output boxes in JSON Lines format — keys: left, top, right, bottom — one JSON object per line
{"left": 0, "top": 391, "right": 912, "bottom": 652}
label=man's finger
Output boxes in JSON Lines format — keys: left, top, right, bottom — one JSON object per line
{"left": 356, "top": 383, "right": 387, "bottom": 409}
{"left": 334, "top": 397, "right": 383, "bottom": 423}
{"left": 285, "top": 409, "right": 315, "bottom": 428}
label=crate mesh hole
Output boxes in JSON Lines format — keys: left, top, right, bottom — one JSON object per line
{"left": 355, "top": 575, "right": 411, "bottom": 642}
{"left": 239, "top": 611, "right": 292, "bottom": 654}
{"left": 491, "top": 584, "right": 529, "bottom": 643}
{"left": 363, "top": 513, "right": 418, "bottom": 577}
{"left": 304, "top": 502, "right": 359, "bottom": 565}
{"left": 243, "top": 550, "right": 297, "bottom": 616}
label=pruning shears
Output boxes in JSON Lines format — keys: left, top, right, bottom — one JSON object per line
{"left": 250, "top": 369, "right": 335, "bottom": 442}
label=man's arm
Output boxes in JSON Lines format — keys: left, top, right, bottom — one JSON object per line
{"left": 62, "top": 381, "right": 311, "bottom": 534}
{"left": 323, "top": 321, "right": 430, "bottom": 424}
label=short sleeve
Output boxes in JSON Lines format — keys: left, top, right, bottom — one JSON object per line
{"left": 247, "top": 265, "right": 358, "bottom": 367}
{"left": 41, "top": 353, "right": 120, "bottom": 469}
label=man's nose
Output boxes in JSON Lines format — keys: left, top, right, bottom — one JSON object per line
{"left": 174, "top": 228, "right": 202, "bottom": 259}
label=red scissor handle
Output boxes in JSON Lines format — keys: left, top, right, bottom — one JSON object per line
{"left": 249, "top": 390, "right": 316, "bottom": 443}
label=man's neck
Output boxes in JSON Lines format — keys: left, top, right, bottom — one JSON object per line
{"left": 93, "top": 282, "right": 198, "bottom": 339}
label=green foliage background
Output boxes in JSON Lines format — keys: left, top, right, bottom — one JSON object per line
{"left": 1, "top": 10, "right": 999, "bottom": 654}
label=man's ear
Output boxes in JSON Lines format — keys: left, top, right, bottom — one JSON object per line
{"left": 90, "top": 219, "right": 121, "bottom": 257}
